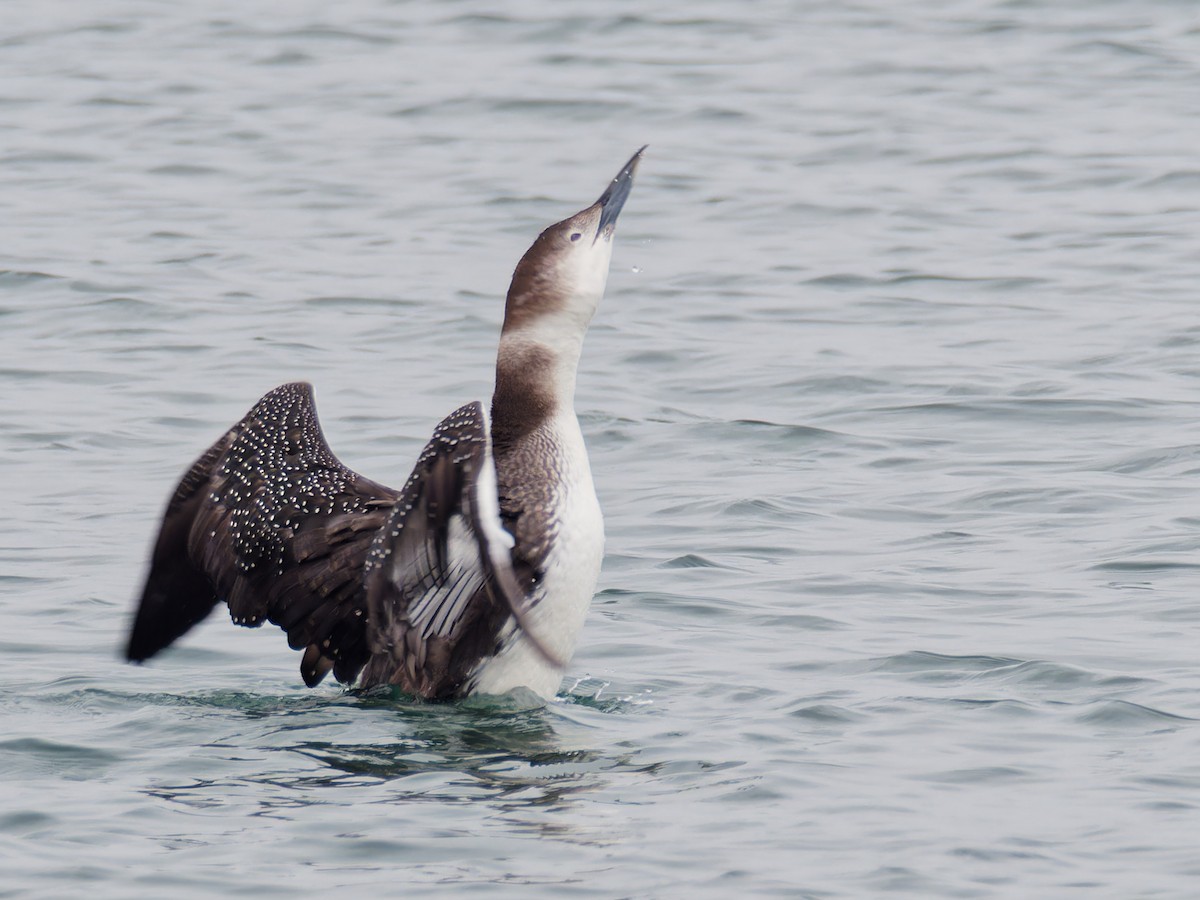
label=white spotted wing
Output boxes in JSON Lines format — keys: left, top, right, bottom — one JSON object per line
{"left": 361, "top": 401, "right": 559, "bottom": 697}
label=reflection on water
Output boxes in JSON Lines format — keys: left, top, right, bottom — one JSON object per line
{"left": 135, "top": 686, "right": 668, "bottom": 848}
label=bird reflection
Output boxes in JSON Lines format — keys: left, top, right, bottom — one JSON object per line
{"left": 143, "top": 685, "right": 658, "bottom": 848}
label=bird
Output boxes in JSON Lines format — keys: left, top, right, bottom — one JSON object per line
{"left": 125, "top": 147, "right": 645, "bottom": 702}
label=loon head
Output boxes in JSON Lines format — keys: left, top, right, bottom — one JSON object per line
{"left": 501, "top": 146, "right": 645, "bottom": 342}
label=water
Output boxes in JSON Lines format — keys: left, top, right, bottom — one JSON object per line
{"left": 3, "top": 0, "right": 1200, "bottom": 895}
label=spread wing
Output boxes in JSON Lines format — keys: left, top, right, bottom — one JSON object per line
{"left": 126, "top": 382, "right": 399, "bottom": 686}
{"left": 361, "top": 401, "right": 559, "bottom": 698}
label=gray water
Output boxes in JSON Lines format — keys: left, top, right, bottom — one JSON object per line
{"left": 3, "top": 0, "right": 1200, "bottom": 896}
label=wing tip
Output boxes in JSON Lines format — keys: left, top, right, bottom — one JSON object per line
{"left": 123, "top": 639, "right": 150, "bottom": 664}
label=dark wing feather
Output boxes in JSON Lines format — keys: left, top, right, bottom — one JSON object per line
{"left": 126, "top": 382, "right": 399, "bottom": 686}
{"left": 361, "top": 402, "right": 557, "bottom": 698}
{"left": 125, "top": 434, "right": 236, "bottom": 664}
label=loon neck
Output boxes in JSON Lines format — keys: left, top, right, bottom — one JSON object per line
{"left": 490, "top": 330, "right": 583, "bottom": 449}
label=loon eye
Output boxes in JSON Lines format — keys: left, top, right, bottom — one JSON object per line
{"left": 570, "top": 232, "right": 582, "bottom": 242}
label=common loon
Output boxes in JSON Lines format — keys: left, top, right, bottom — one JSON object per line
{"left": 125, "top": 147, "right": 645, "bottom": 701}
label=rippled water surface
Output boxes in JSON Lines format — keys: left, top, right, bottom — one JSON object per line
{"left": 4, "top": 1, "right": 1200, "bottom": 896}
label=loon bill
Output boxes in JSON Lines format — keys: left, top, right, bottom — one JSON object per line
{"left": 125, "top": 147, "right": 645, "bottom": 701}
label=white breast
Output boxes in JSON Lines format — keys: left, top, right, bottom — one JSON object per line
{"left": 467, "top": 414, "right": 604, "bottom": 700}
